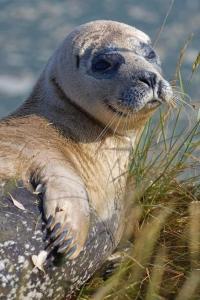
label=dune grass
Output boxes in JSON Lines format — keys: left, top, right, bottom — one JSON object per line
{"left": 78, "top": 50, "right": 200, "bottom": 299}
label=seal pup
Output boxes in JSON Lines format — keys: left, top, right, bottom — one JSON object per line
{"left": 0, "top": 20, "right": 172, "bottom": 260}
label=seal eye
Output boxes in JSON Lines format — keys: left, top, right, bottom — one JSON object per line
{"left": 93, "top": 59, "right": 111, "bottom": 72}
{"left": 91, "top": 53, "right": 125, "bottom": 76}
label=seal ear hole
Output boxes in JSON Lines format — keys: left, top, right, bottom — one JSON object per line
{"left": 76, "top": 55, "right": 80, "bottom": 68}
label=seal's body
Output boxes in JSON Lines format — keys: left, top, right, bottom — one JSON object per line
{"left": 0, "top": 20, "right": 172, "bottom": 260}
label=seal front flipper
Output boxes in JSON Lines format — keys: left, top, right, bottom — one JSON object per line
{"left": 36, "top": 164, "right": 90, "bottom": 260}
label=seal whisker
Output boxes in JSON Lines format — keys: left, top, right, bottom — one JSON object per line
{"left": 172, "top": 89, "right": 192, "bottom": 99}
{"left": 113, "top": 110, "right": 125, "bottom": 136}
{"left": 94, "top": 112, "right": 118, "bottom": 143}
{"left": 172, "top": 94, "right": 194, "bottom": 110}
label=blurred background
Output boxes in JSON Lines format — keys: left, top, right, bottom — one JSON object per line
{"left": 0, "top": 0, "right": 199, "bottom": 118}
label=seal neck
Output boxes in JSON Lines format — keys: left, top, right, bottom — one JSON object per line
{"left": 10, "top": 76, "right": 112, "bottom": 143}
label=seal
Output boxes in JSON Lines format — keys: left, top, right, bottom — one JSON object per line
{"left": 0, "top": 20, "right": 172, "bottom": 262}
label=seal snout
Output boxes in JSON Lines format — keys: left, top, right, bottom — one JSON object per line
{"left": 115, "top": 68, "right": 173, "bottom": 113}
{"left": 136, "top": 70, "right": 157, "bottom": 90}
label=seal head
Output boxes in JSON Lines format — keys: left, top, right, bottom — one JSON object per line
{"left": 49, "top": 20, "right": 172, "bottom": 132}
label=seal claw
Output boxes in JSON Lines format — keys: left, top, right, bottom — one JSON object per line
{"left": 34, "top": 183, "right": 44, "bottom": 194}
{"left": 50, "top": 222, "right": 62, "bottom": 239}
{"left": 65, "top": 245, "right": 77, "bottom": 259}
{"left": 46, "top": 215, "right": 54, "bottom": 229}
{"left": 53, "top": 230, "right": 68, "bottom": 247}
{"left": 57, "top": 237, "right": 73, "bottom": 253}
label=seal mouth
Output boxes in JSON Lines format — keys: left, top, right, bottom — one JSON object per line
{"left": 103, "top": 100, "right": 129, "bottom": 117}
{"left": 145, "top": 98, "right": 162, "bottom": 109}
{"left": 104, "top": 98, "right": 162, "bottom": 117}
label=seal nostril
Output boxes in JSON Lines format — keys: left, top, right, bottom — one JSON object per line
{"left": 140, "top": 77, "right": 151, "bottom": 87}
{"left": 138, "top": 71, "right": 157, "bottom": 89}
